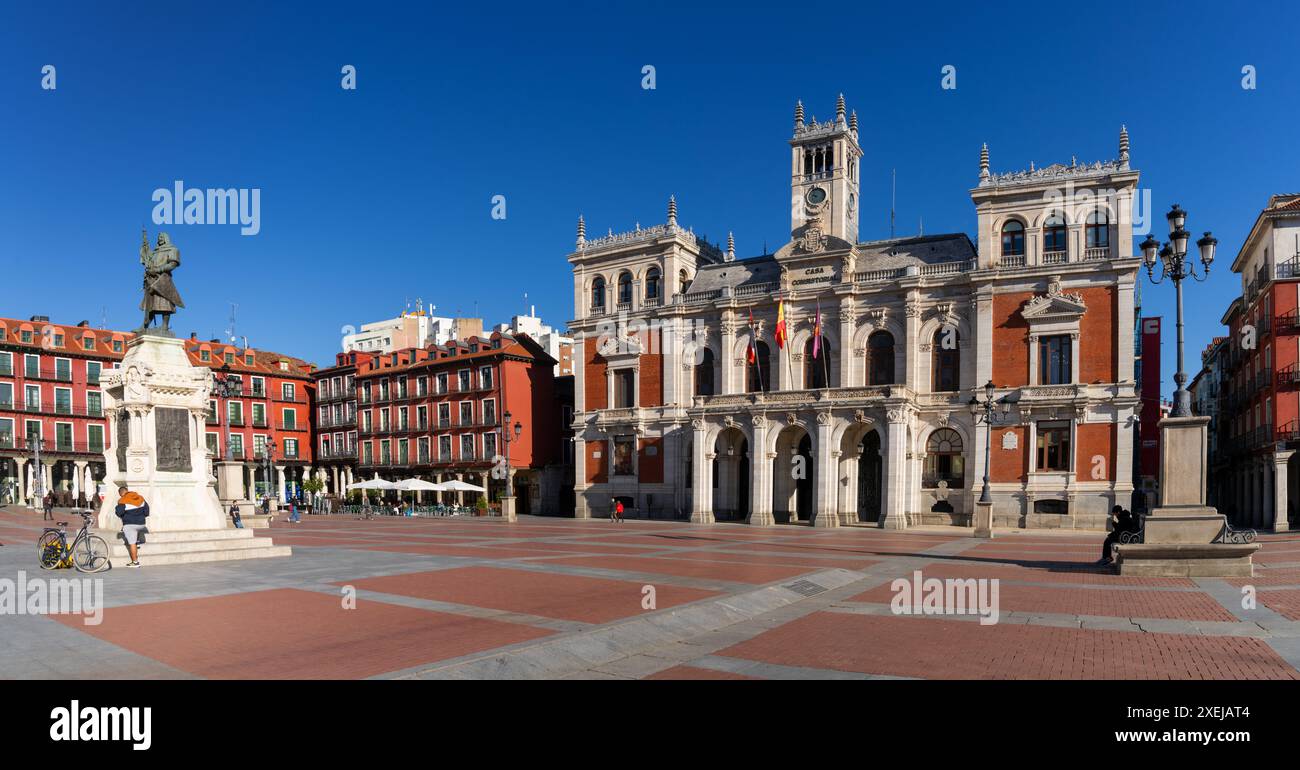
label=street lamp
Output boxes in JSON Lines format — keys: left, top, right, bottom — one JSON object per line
{"left": 968, "top": 380, "right": 1020, "bottom": 505}
{"left": 500, "top": 410, "right": 523, "bottom": 517}
{"left": 1140, "top": 203, "right": 1217, "bottom": 418}
{"left": 212, "top": 363, "right": 240, "bottom": 461}
{"left": 262, "top": 436, "right": 278, "bottom": 504}
{"left": 31, "top": 435, "right": 47, "bottom": 503}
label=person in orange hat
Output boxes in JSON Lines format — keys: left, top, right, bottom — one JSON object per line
{"left": 114, "top": 485, "right": 150, "bottom": 568}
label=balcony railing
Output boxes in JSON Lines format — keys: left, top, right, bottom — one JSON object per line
{"left": 1083, "top": 247, "right": 1110, "bottom": 260}
{"left": 0, "top": 438, "right": 106, "bottom": 455}
{"left": 1042, "top": 250, "right": 1068, "bottom": 264}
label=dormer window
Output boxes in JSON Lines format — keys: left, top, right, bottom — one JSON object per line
{"left": 1001, "top": 220, "right": 1025, "bottom": 257}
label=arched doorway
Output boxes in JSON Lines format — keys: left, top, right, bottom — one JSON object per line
{"left": 857, "top": 431, "right": 883, "bottom": 523}
{"left": 714, "top": 427, "right": 750, "bottom": 521}
{"left": 772, "top": 425, "right": 813, "bottom": 524}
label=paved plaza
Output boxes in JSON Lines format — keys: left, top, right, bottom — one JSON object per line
{"left": 3, "top": 507, "right": 1300, "bottom": 680}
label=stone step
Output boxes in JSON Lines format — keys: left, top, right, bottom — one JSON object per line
{"left": 113, "top": 544, "right": 293, "bottom": 567}
{"left": 97, "top": 528, "right": 255, "bottom": 544}
{"left": 106, "top": 536, "right": 282, "bottom": 558}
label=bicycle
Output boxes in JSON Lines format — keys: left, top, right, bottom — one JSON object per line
{"left": 37, "top": 512, "right": 112, "bottom": 573}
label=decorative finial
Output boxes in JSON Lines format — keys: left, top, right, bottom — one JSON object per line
{"left": 836, "top": 93, "right": 846, "bottom": 123}
{"left": 849, "top": 109, "right": 858, "bottom": 133}
{"left": 794, "top": 100, "right": 804, "bottom": 129}
{"left": 979, "top": 143, "right": 989, "bottom": 181}
{"left": 1119, "top": 124, "right": 1130, "bottom": 169}
{"left": 576, "top": 214, "right": 586, "bottom": 248}
{"left": 667, "top": 195, "right": 677, "bottom": 228}
{"left": 726, "top": 231, "right": 735, "bottom": 262}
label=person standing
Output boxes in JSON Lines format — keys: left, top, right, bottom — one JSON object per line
{"left": 42, "top": 491, "right": 55, "bottom": 521}
{"left": 288, "top": 500, "right": 301, "bottom": 524}
{"left": 114, "top": 486, "right": 150, "bottom": 568}
{"left": 613, "top": 499, "right": 625, "bottom": 524}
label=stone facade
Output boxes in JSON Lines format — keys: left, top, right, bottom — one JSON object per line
{"left": 568, "top": 96, "right": 1141, "bottom": 530}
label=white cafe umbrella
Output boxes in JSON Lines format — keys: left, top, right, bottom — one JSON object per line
{"left": 440, "top": 480, "right": 486, "bottom": 493}
{"left": 347, "top": 479, "right": 397, "bottom": 491}
{"left": 392, "top": 479, "right": 445, "bottom": 492}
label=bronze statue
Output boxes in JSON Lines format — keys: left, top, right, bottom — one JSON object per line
{"left": 139, "top": 230, "right": 184, "bottom": 333}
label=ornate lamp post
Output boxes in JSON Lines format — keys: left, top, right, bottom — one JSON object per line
{"left": 262, "top": 436, "right": 278, "bottom": 503}
{"left": 212, "top": 363, "right": 240, "bottom": 461}
{"left": 500, "top": 411, "right": 523, "bottom": 519}
{"left": 1139, "top": 204, "right": 1217, "bottom": 418}
{"left": 967, "top": 380, "right": 1019, "bottom": 506}
{"left": 31, "top": 435, "right": 46, "bottom": 503}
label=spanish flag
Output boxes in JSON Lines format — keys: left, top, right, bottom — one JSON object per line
{"left": 746, "top": 307, "right": 757, "bottom": 364}
{"left": 812, "top": 302, "right": 823, "bottom": 359}
{"left": 775, "top": 300, "right": 787, "bottom": 349}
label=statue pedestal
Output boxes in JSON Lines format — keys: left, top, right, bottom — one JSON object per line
{"left": 96, "top": 335, "right": 290, "bottom": 564}
{"left": 1115, "top": 416, "right": 1257, "bottom": 577}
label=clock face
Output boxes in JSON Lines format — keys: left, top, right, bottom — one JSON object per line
{"left": 806, "top": 187, "right": 827, "bottom": 205}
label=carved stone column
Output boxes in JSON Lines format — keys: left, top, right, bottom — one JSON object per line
{"left": 747, "top": 415, "right": 774, "bottom": 526}
{"left": 813, "top": 411, "right": 839, "bottom": 527}
{"left": 881, "top": 405, "right": 911, "bottom": 529}
{"left": 1274, "top": 450, "right": 1293, "bottom": 532}
{"left": 690, "top": 419, "right": 713, "bottom": 523}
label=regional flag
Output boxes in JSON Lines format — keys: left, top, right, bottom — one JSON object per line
{"left": 812, "top": 302, "right": 823, "bottom": 359}
{"left": 775, "top": 300, "right": 787, "bottom": 349}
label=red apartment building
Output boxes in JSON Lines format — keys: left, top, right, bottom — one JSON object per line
{"left": 345, "top": 331, "right": 565, "bottom": 514}
{"left": 1215, "top": 194, "right": 1300, "bottom": 531}
{"left": 0, "top": 314, "right": 317, "bottom": 507}
{"left": 187, "top": 335, "right": 317, "bottom": 502}
{"left": 0, "top": 316, "right": 127, "bottom": 504}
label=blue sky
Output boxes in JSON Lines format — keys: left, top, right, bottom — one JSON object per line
{"left": 1, "top": 0, "right": 1297, "bottom": 396}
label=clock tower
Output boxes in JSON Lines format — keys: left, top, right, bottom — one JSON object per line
{"left": 789, "top": 94, "right": 861, "bottom": 246}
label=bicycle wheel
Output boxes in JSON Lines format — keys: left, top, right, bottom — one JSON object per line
{"left": 37, "top": 531, "right": 66, "bottom": 570}
{"left": 73, "top": 535, "right": 112, "bottom": 573}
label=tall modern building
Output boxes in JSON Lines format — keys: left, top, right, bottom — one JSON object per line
{"left": 1213, "top": 193, "right": 1300, "bottom": 531}
{"left": 342, "top": 304, "right": 482, "bottom": 355}
{"left": 567, "top": 95, "right": 1140, "bottom": 529}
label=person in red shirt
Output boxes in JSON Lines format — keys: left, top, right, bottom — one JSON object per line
{"left": 612, "top": 499, "right": 624, "bottom": 524}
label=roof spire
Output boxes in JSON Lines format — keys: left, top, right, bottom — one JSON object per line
{"left": 794, "top": 99, "right": 804, "bottom": 130}
{"left": 979, "top": 143, "right": 990, "bottom": 182}
{"left": 836, "top": 93, "right": 846, "bottom": 124}
{"left": 667, "top": 195, "right": 677, "bottom": 229}
{"left": 725, "top": 231, "right": 735, "bottom": 262}
{"left": 1119, "top": 124, "right": 1130, "bottom": 169}
{"left": 576, "top": 214, "right": 586, "bottom": 249}
{"left": 849, "top": 109, "right": 858, "bottom": 133}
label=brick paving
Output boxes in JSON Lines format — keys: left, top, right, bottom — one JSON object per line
{"left": 2, "top": 504, "right": 1299, "bottom": 680}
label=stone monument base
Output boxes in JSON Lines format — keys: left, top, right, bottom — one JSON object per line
{"left": 1114, "top": 542, "right": 1259, "bottom": 577}
{"left": 105, "top": 528, "right": 291, "bottom": 566}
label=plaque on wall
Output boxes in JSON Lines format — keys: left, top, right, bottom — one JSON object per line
{"left": 155, "top": 407, "right": 192, "bottom": 473}
{"left": 116, "top": 411, "right": 130, "bottom": 468}
{"left": 1001, "top": 431, "right": 1018, "bottom": 450}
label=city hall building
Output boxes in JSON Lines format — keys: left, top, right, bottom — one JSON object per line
{"left": 568, "top": 95, "right": 1141, "bottom": 529}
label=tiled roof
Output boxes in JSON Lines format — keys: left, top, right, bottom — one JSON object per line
{"left": 0, "top": 316, "right": 129, "bottom": 359}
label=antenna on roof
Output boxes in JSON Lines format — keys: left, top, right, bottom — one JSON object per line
{"left": 226, "top": 303, "right": 239, "bottom": 345}
{"left": 919, "top": 217, "right": 924, "bottom": 237}
{"left": 100, "top": 306, "right": 107, "bottom": 329}
{"left": 890, "top": 169, "right": 897, "bottom": 239}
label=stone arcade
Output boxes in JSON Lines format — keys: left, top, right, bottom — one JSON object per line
{"left": 568, "top": 95, "right": 1142, "bottom": 529}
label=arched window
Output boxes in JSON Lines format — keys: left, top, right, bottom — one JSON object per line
{"left": 590, "top": 277, "right": 605, "bottom": 311}
{"left": 923, "top": 428, "right": 965, "bottom": 488}
{"left": 747, "top": 341, "right": 771, "bottom": 393}
{"left": 805, "top": 335, "right": 831, "bottom": 389}
{"left": 679, "top": 269, "right": 691, "bottom": 294}
{"left": 617, "top": 272, "right": 633, "bottom": 305}
{"left": 931, "top": 327, "right": 960, "bottom": 392}
{"left": 1086, "top": 208, "right": 1110, "bottom": 249}
{"left": 645, "top": 267, "right": 661, "bottom": 301}
{"left": 1001, "top": 220, "right": 1025, "bottom": 257}
{"left": 867, "top": 331, "right": 895, "bottom": 386}
{"left": 1043, "top": 212, "right": 1067, "bottom": 255}
{"left": 694, "top": 347, "right": 715, "bottom": 397}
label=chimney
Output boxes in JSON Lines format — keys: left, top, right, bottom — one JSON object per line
{"left": 77, "top": 320, "right": 89, "bottom": 327}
